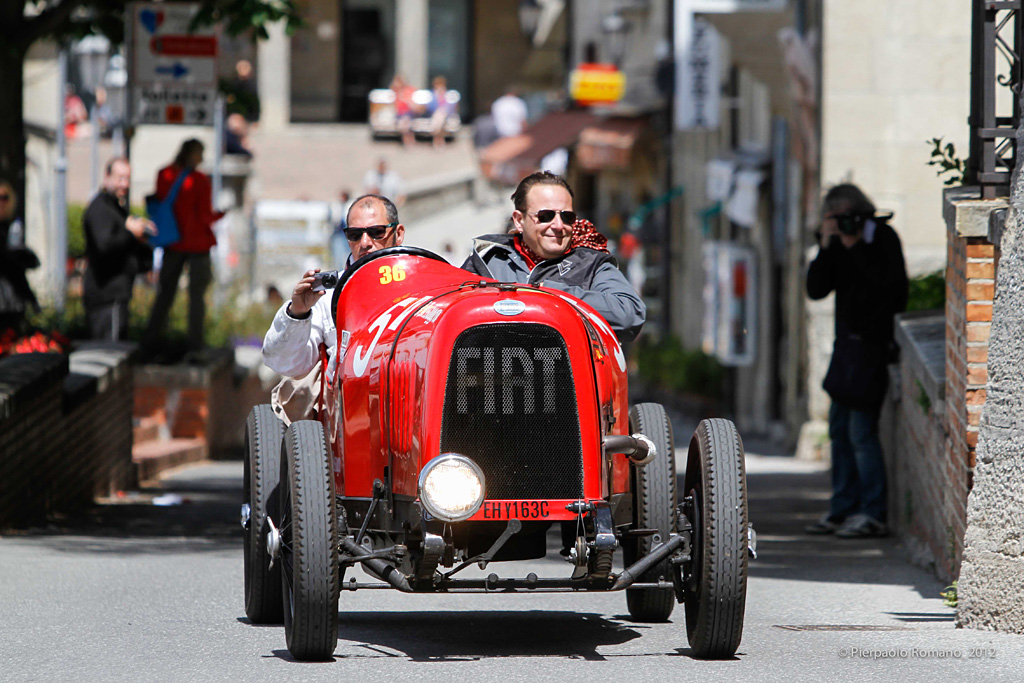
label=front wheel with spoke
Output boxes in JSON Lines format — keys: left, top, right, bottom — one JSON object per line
{"left": 279, "top": 420, "right": 339, "bottom": 661}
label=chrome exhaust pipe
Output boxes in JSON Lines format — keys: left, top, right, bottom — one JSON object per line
{"left": 602, "top": 433, "right": 657, "bottom": 466}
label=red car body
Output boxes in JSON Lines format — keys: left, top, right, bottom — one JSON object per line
{"left": 328, "top": 249, "right": 631, "bottom": 515}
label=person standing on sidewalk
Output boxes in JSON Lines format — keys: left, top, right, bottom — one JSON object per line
{"left": 82, "top": 158, "right": 155, "bottom": 340}
{"left": 805, "top": 183, "right": 908, "bottom": 539}
{"left": 143, "top": 139, "right": 225, "bottom": 357}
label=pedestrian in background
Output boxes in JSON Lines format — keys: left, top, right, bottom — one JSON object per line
{"left": 0, "top": 180, "right": 39, "bottom": 334}
{"left": 390, "top": 74, "right": 418, "bottom": 148}
{"left": 82, "top": 158, "right": 155, "bottom": 341}
{"left": 143, "top": 139, "right": 225, "bottom": 358}
{"left": 363, "top": 158, "right": 405, "bottom": 206}
{"left": 427, "top": 75, "right": 453, "bottom": 150}
{"left": 491, "top": 86, "right": 528, "bottom": 138}
{"left": 805, "top": 183, "right": 908, "bottom": 539}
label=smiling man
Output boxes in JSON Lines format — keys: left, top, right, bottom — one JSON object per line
{"left": 461, "top": 171, "right": 645, "bottom": 341}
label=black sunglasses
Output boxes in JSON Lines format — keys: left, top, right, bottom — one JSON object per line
{"left": 529, "top": 209, "right": 577, "bottom": 224}
{"left": 344, "top": 222, "right": 397, "bottom": 241}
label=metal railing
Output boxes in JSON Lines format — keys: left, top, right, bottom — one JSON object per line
{"left": 969, "top": 1, "right": 1024, "bottom": 198}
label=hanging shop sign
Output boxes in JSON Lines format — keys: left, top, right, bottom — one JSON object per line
{"left": 570, "top": 63, "right": 626, "bottom": 107}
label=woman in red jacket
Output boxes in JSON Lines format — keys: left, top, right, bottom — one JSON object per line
{"left": 143, "top": 139, "right": 225, "bottom": 356}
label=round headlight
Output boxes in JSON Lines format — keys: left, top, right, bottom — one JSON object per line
{"left": 418, "top": 454, "right": 486, "bottom": 522}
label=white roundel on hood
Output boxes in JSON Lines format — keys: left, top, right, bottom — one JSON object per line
{"left": 493, "top": 299, "right": 526, "bottom": 316}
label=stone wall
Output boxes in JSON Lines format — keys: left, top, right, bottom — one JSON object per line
{"left": 881, "top": 312, "right": 954, "bottom": 580}
{"left": 0, "top": 345, "right": 136, "bottom": 529}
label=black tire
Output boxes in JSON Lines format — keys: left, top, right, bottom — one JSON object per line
{"left": 624, "top": 403, "right": 677, "bottom": 622}
{"left": 243, "top": 405, "right": 285, "bottom": 624}
{"left": 280, "top": 420, "right": 340, "bottom": 661}
{"left": 683, "top": 418, "right": 748, "bottom": 659}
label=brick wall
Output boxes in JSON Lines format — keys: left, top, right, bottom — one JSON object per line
{"left": 880, "top": 188, "right": 1005, "bottom": 583}
{"left": 944, "top": 189, "right": 1004, "bottom": 576}
{"left": 883, "top": 313, "right": 954, "bottom": 580}
{"left": 0, "top": 346, "right": 135, "bottom": 529}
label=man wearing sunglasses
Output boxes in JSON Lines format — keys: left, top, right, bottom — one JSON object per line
{"left": 263, "top": 194, "right": 405, "bottom": 381}
{"left": 461, "top": 171, "right": 645, "bottom": 341}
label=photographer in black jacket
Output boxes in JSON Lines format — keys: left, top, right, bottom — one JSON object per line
{"left": 805, "top": 184, "right": 908, "bottom": 539}
{"left": 83, "top": 158, "right": 155, "bottom": 341}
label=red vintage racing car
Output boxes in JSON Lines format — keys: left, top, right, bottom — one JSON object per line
{"left": 242, "top": 247, "right": 753, "bottom": 661}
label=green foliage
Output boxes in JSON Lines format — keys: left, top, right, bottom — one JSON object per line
{"left": 915, "top": 379, "right": 931, "bottom": 414}
{"left": 940, "top": 581, "right": 958, "bottom": 609}
{"left": 29, "top": 284, "right": 278, "bottom": 359}
{"left": 927, "top": 137, "right": 967, "bottom": 187}
{"left": 907, "top": 270, "right": 945, "bottom": 312}
{"left": 17, "top": 1, "right": 303, "bottom": 48}
{"left": 67, "top": 202, "right": 86, "bottom": 259}
{"left": 66, "top": 202, "right": 150, "bottom": 259}
{"left": 635, "top": 335, "right": 724, "bottom": 400}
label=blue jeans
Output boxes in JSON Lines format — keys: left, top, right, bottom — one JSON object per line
{"left": 828, "top": 402, "right": 887, "bottom": 522}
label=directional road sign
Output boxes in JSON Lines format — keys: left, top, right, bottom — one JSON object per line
{"left": 129, "top": 2, "right": 218, "bottom": 126}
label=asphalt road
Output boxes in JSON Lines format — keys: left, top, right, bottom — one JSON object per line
{"left": 3, "top": 450, "right": 1023, "bottom": 682}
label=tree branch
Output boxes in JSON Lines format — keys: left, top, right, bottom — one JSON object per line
{"left": 20, "top": 0, "right": 91, "bottom": 49}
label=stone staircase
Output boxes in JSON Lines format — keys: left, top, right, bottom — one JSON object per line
{"left": 130, "top": 348, "right": 275, "bottom": 483}
{"left": 131, "top": 414, "right": 206, "bottom": 483}
{"left": 132, "top": 379, "right": 211, "bottom": 483}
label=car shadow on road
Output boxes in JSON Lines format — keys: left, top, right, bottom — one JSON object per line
{"left": 263, "top": 610, "right": 717, "bottom": 662}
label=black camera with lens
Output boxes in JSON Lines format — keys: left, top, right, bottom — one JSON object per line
{"left": 833, "top": 211, "right": 870, "bottom": 236}
{"left": 311, "top": 270, "right": 340, "bottom": 292}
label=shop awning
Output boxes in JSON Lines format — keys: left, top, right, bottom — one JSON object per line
{"left": 576, "top": 117, "right": 648, "bottom": 171}
{"left": 479, "top": 110, "right": 598, "bottom": 184}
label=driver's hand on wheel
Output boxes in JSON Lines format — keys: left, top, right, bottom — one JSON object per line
{"left": 289, "top": 269, "right": 325, "bottom": 318}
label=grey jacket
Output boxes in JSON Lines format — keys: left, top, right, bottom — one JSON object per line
{"left": 461, "top": 233, "right": 646, "bottom": 341}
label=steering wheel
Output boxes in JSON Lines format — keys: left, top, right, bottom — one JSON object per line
{"left": 331, "top": 246, "right": 449, "bottom": 316}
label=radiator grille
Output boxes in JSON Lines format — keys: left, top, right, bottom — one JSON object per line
{"left": 440, "top": 324, "right": 583, "bottom": 500}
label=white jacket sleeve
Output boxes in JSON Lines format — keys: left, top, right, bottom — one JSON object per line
{"left": 262, "top": 295, "right": 337, "bottom": 377}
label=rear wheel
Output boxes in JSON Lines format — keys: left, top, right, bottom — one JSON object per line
{"left": 624, "top": 403, "right": 677, "bottom": 622}
{"left": 243, "top": 405, "right": 284, "bottom": 624}
{"left": 683, "top": 418, "right": 748, "bottom": 659}
{"left": 280, "top": 420, "right": 340, "bottom": 661}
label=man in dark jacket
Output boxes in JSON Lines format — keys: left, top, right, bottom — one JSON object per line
{"left": 805, "top": 183, "right": 908, "bottom": 538}
{"left": 461, "top": 172, "right": 645, "bottom": 342}
{"left": 83, "top": 157, "right": 155, "bottom": 340}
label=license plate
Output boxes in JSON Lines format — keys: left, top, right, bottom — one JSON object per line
{"left": 475, "top": 500, "right": 559, "bottom": 521}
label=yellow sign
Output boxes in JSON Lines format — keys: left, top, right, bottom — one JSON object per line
{"left": 570, "top": 65, "right": 626, "bottom": 106}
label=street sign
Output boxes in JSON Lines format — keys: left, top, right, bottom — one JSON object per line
{"left": 129, "top": 2, "right": 218, "bottom": 126}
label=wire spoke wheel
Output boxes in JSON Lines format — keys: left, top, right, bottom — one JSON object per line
{"left": 683, "top": 418, "right": 748, "bottom": 659}
{"left": 279, "top": 420, "right": 340, "bottom": 661}
{"left": 242, "top": 405, "right": 284, "bottom": 624}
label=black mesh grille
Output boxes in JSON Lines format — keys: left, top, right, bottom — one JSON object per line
{"left": 440, "top": 324, "right": 583, "bottom": 499}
